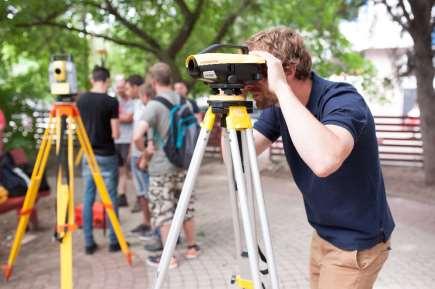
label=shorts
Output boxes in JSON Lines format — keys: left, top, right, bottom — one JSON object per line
{"left": 130, "top": 155, "right": 150, "bottom": 198}
{"left": 149, "top": 171, "right": 195, "bottom": 228}
{"left": 115, "top": 143, "right": 130, "bottom": 167}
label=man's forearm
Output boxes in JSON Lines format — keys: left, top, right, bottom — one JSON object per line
{"left": 276, "top": 83, "right": 348, "bottom": 176}
{"left": 119, "top": 113, "right": 133, "bottom": 123}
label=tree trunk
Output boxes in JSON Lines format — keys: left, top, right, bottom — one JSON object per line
{"left": 411, "top": 12, "right": 435, "bottom": 185}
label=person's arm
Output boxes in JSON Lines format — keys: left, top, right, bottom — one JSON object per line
{"left": 133, "top": 120, "right": 150, "bottom": 152}
{"left": 111, "top": 118, "right": 120, "bottom": 139}
{"left": 251, "top": 51, "right": 354, "bottom": 177}
{"left": 119, "top": 111, "right": 133, "bottom": 123}
{"left": 110, "top": 98, "right": 120, "bottom": 140}
{"left": 253, "top": 129, "right": 273, "bottom": 155}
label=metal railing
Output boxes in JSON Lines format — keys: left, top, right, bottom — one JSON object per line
{"left": 269, "top": 115, "right": 423, "bottom": 167}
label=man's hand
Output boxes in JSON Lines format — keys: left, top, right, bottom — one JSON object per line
{"left": 249, "top": 50, "right": 289, "bottom": 95}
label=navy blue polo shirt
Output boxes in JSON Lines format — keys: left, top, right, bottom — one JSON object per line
{"left": 254, "top": 72, "right": 395, "bottom": 251}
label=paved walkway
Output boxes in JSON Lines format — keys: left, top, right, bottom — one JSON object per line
{"left": 1, "top": 161, "right": 435, "bottom": 289}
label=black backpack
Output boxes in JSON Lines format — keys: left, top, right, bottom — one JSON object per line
{"left": 153, "top": 96, "right": 200, "bottom": 169}
{"left": 0, "top": 153, "right": 28, "bottom": 197}
{"left": 0, "top": 152, "right": 50, "bottom": 197}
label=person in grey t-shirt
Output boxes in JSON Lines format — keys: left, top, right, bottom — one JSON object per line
{"left": 114, "top": 77, "right": 135, "bottom": 207}
{"left": 133, "top": 63, "right": 199, "bottom": 269}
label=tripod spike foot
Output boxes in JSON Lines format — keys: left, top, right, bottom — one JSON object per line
{"left": 126, "top": 251, "right": 133, "bottom": 266}
{"left": 2, "top": 264, "right": 12, "bottom": 281}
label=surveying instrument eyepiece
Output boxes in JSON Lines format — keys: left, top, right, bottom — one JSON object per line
{"left": 3, "top": 54, "right": 131, "bottom": 289}
{"left": 152, "top": 46, "right": 280, "bottom": 289}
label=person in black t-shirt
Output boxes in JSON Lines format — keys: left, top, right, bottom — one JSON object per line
{"left": 76, "top": 66, "right": 121, "bottom": 254}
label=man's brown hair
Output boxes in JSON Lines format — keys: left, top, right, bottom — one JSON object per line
{"left": 147, "top": 62, "right": 172, "bottom": 86}
{"left": 139, "top": 82, "right": 156, "bottom": 98}
{"left": 245, "top": 27, "right": 312, "bottom": 80}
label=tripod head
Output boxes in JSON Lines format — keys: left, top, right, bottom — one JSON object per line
{"left": 48, "top": 54, "right": 78, "bottom": 101}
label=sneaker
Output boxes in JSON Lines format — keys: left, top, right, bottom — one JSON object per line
{"left": 144, "top": 239, "right": 163, "bottom": 252}
{"left": 185, "top": 244, "right": 201, "bottom": 259}
{"left": 131, "top": 200, "right": 141, "bottom": 213}
{"left": 146, "top": 255, "right": 178, "bottom": 269}
{"left": 109, "top": 241, "right": 130, "bottom": 253}
{"left": 131, "top": 223, "right": 151, "bottom": 234}
{"left": 137, "top": 229, "right": 154, "bottom": 241}
{"left": 117, "top": 194, "right": 128, "bottom": 207}
{"left": 85, "top": 242, "right": 98, "bottom": 255}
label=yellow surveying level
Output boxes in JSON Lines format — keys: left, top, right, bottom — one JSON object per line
{"left": 2, "top": 102, "right": 132, "bottom": 289}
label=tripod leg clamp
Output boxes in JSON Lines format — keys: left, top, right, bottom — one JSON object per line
{"left": 57, "top": 224, "right": 77, "bottom": 233}
{"left": 19, "top": 208, "right": 34, "bottom": 216}
{"left": 231, "top": 275, "right": 254, "bottom": 289}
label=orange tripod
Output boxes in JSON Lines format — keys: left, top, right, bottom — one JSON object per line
{"left": 2, "top": 102, "right": 132, "bottom": 289}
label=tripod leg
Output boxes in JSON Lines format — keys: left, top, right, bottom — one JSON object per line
{"left": 224, "top": 130, "right": 255, "bottom": 287}
{"left": 153, "top": 108, "right": 215, "bottom": 289}
{"left": 241, "top": 131, "right": 259, "bottom": 247}
{"left": 245, "top": 128, "right": 280, "bottom": 289}
{"left": 57, "top": 115, "right": 75, "bottom": 289}
{"left": 3, "top": 116, "right": 55, "bottom": 280}
{"left": 74, "top": 114, "right": 132, "bottom": 264}
{"left": 228, "top": 128, "right": 263, "bottom": 289}
{"left": 222, "top": 130, "right": 243, "bottom": 267}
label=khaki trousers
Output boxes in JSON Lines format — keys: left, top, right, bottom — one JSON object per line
{"left": 309, "top": 232, "right": 390, "bottom": 289}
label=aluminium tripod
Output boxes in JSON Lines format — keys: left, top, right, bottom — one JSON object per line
{"left": 152, "top": 92, "right": 280, "bottom": 289}
{"left": 2, "top": 101, "right": 132, "bottom": 289}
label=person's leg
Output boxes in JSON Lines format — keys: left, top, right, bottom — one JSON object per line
{"left": 116, "top": 144, "right": 129, "bottom": 207}
{"left": 309, "top": 232, "right": 322, "bottom": 289}
{"left": 140, "top": 171, "right": 151, "bottom": 225}
{"left": 174, "top": 170, "right": 199, "bottom": 258}
{"left": 131, "top": 156, "right": 151, "bottom": 226}
{"left": 97, "top": 155, "right": 120, "bottom": 247}
{"left": 146, "top": 173, "right": 178, "bottom": 268}
{"left": 82, "top": 160, "right": 97, "bottom": 249}
{"left": 317, "top": 234, "right": 390, "bottom": 289}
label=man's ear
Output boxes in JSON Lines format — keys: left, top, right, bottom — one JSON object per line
{"left": 285, "top": 65, "right": 296, "bottom": 82}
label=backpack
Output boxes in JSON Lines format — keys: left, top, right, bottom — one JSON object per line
{"left": 153, "top": 95, "right": 200, "bottom": 169}
{"left": 0, "top": 153, "right": 28, "bottom": 197}
{"left": 0, "top": 152, "right": 50, "bottom": 197}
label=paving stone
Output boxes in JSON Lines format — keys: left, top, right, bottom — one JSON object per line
{"left": 1, "top": 161, "right": 434, "bottom": 289}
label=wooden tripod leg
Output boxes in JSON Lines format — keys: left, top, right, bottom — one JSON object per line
{"left": 2, "top": 116, "right": 55, "bottom": 280}
{"left": 73, "top": 114, "right": 132, "bottom": 265}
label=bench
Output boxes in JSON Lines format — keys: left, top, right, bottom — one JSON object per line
{"left": 0, "top": 148, "right": 50, "bottom": 229}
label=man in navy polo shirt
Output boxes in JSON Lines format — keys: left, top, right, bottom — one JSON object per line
{"left": 245, "top": 27, "right": 395, "bottom": 289}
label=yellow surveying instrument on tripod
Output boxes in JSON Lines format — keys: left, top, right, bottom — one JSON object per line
{"left": 152, "top": 45, "right": 280, "bottom": 289}
{"left": 2, "top": 55, "right": 131, "bottom": 289}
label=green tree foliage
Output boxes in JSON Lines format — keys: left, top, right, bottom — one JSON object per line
{"left": 0, "top": 0, "right": 371, "bottom": 151}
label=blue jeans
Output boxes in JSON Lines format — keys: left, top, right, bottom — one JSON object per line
{"left": 131, "top": 155, "right": 150, "bottom": 198}
{"left": 82, "top": 155, "right": 119, "bottom": 247}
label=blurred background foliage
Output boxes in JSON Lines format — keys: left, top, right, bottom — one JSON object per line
{"left": 0, "top": 0, "right": 371, "bottom": 153}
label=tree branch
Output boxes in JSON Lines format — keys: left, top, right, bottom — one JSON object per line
{"left": 211, "top": 0, "right": 254, "bottom": 44}
{"left": 377, "top": 0, "right": 409, "bottom": 31}
{"left": 103, "top": 0, "right": 161, "bottom": 51}
{"left": 174, "top": 0, "right": 192, "bottom": 17}
{"left": 168, "top": 0, "right": 205, "bottom": 57}
{"left": 15, "top": 21, "right": 153, "bottom": 52}
{"left": 397, "top": 0, "right": 412, "bottom": 24}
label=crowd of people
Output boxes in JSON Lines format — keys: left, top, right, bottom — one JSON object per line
{"left": 76, "top": 63, "right": 201, "bottom": 268}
